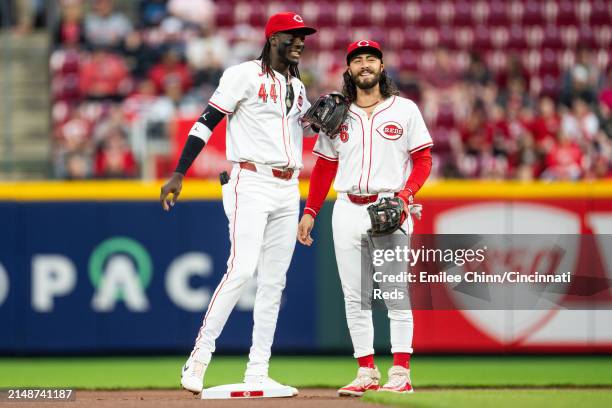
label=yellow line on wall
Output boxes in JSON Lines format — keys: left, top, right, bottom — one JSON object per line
{"left": 0, "top": 180, "right": 611, "bottom": 201}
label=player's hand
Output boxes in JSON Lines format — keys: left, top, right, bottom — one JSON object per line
{"left": 297, "top": 214, "right": 315, "bottom": 246}
{"left": 160, "top": 172, "right": 184, "bottom": 211}
{"left": 397, "top": 192, "right": 413, "bottom": 224}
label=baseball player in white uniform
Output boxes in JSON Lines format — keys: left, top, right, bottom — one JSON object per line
{"left": 160, "top": 12, "right": 316, "bottom": 396}
{"left": 298, "top": 40, "right": 433, "bottom": 396}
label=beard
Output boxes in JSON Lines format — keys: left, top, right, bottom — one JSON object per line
{"left": 351, "top": 69, "right": 382, "bottom": 90}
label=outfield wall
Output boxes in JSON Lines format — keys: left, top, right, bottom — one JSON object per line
{"left": 0, "top": 181, "right": 611, "bottom": 354}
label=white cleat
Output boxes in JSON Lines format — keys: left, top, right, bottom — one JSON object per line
{"left": 244, "top": 374, "right": 299, "bottom": 396}
{"left": 180, "top": 356, "right": 208, "bottom": 394}
{"left": 379, "top": 366, "right": 414, "bottom": 393}
{"left": 338, "top": 366, "right": 381, "bottom": 397}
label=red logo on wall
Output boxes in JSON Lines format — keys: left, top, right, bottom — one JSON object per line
{"left": 376, "top": 121, "right": 404, "bottom": 140}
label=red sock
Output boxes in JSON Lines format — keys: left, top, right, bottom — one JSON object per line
{"left": 393, "top": 353, "right": 411, "bottom": 368}
{"left": 357, "top": 354, "right": 375, "bottom": 368}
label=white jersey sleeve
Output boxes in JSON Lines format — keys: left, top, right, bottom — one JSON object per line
{"left": 208, "top": 64, "right": 251, "bottom": 114}
{"left": 406, "top": 100, "right": 434, "bottom": 153}
{"left": 312, "top": 133, "right": 339, "bottom": 161}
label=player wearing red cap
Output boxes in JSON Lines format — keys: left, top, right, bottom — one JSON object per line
{"left": 298, "top": 40, "right": 433, "bottom": 396}
{"left": 160, "top": 12, "right": 316, "bottom": 396}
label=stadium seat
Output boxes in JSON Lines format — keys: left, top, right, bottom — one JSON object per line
{"left": 314, "top": 3, "right": 338, "bottom": 27}
{"left": 538, "top": 49, "right": 560, "bottom": 77}
{"left": 401, "top": 27, "right": 423, "bottom": 51}
{"left": 487, "top": 0, "right": 510, "bottom": 26}
{"left": 507, "top": 25, "right": 528, "bottom": 50}
{"left": 383, "top": 1, "right": 406, "bottom": 28}
{"left": 438, "top": 26, "right": 458, "bottom": 50}
{"left": 556, "top": 0, "right": 578, "bottom": 26}
{"left": 473, "top": 25, "right": 493, "bottom": 50}
{"left": 399, "top": 50, "right": 419, "bottom": 72}
{"left": 578, "top": 24, "right": 597, "bottom": 48}
{"left": 522, "top": 1, "right": 544, "bottom": 26}
{"left": 542, "top": 25, "right": 563, "bottom": 49}
{"left": 589, "top": 0, "right": 611, "bottom": 26}
{"left": 452, "top": 0, "right": 474, "bottom": 27}
{"left": 417, "top": 0, "right": 439, "bottom": 27}
{"left": 349, "top": 1, "right": 372, "bottom": 27}
{"left": 215, "top": 3, "right": 235, "bottom": 27}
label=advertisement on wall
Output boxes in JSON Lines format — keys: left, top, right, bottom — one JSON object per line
{"left": 0, "top": 182, "right": 611, "bottom": 354}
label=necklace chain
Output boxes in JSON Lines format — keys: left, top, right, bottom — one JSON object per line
{"left": 356, "top": 100, "right": 380, "bottom": 109}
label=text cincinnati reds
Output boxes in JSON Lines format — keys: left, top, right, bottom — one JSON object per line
{"left": 373, "top": 271, "right": 572, "bottom": 284}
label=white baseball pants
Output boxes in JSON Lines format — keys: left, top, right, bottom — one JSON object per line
{"left": 191, "top": 164, "right": 299, "bottom": 376}
{"left": 332, "top": 193, "right": 414, "bottom": 358}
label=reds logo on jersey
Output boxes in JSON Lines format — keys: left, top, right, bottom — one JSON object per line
{"left": 339, "top": 123, "right": 349, "bottom": 143}
{"left": 297, "top": 94, "right": 303, "bottom": 110}
{"left": 376, "top": 121, "right": 404, "bottom": 140}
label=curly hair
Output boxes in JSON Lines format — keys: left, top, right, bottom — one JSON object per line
{"left": 259, "top": 41, "right": 301, "bottom": 79}
{"left": 341, "top": 68, "right": 399, "bottom": 103}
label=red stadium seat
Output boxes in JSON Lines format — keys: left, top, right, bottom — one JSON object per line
{"left": 522, "top": 1, "right": 544, "bottom": 26}
{"left": 487, "top": 1, "right": 510, "bottom": 26}
{"left": 542, "top": 25, "right": 563, "bottom": 49}
{"left": 383, "top": 1, "right": 406, "bottom": 28}
{"left": 594, "top": 26, "right": 611, "bottom": 49}
{"left": 215, "top": 3, "right": 235, "bottom": 27}
{"left": 349, "top": 1, "right": 372, "bottom": 27}
{"left": 417, "top": 0, "right": 439, "bottom": 27}
{"left": 332, "top": 30, "right": 352, "bottom": 51}
{"left": 438, "top": 26, "right": 458, "bottom": 50}
{"left": 399, "top": 50, "right": 419, "bottom": 72}
{"left": 538, "top": 49, "right": 560, "bottom": 77}
{"left": 315, "top": 3, "right": 338, "bottom": 28}
{"left": 556, "top": 0, "right": 578, "bottom": 26}
{"left": 590, "top": 0, "right": 611, "bottom": 26}
{"left": 507, "top": 24, "right": 528, "bottom": 50}
{"left": 578, "top": 24, "right": 597, "bottom": 48}
{"left": 401, "top": 27, "right": 423, "bottom": 51}
{"left": 452, "top": 0, "right": 474, "bottom": 27}
{"left": 473, "top": 25, "right": 493, "bottom": 51}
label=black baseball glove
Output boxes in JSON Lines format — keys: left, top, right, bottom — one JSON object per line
{"left": 302, "top": 92, "right": 349, "bottom": 136}
{"left": 366, "top": 197, "right": 406, "bottom": 237}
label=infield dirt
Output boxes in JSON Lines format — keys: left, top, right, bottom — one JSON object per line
{"left": 0, "top": 389, "right": 386, "bottom": 408}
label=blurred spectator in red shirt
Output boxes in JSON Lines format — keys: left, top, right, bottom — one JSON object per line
{"left": 84, "top": 0, "right": 133, "bottom": 49}
{"left": 54, "top": 0, "right": 87, "bottom": 47}
{"left": 80, "top": 47, "right": 131, "bottom": 100}
{"left": 148, "top": 47, "right": 193, "bottom": 94}
{"left": 531, "top": 97, "right": 560, "bottom": 148}
{"left": 95, "top": 127, "right": 138, "bottom": 178}
{"left": 542, "top": 133, "right": 584, "bottom": 180}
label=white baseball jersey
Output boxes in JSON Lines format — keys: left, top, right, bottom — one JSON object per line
{"left": 313, "top": 95, "right": 433, "bottom": 194}
{"left": 208, "top": 60, "right": 311, "bottom": 169}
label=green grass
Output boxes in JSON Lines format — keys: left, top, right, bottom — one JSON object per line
{"left": 363, "top": 390, "right": 612, "bottom": 408}
{"left": 1, "top": 356, "right": 612, "bottom": 390}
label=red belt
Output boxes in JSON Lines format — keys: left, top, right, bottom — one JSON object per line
{"left": 347, "top": 193, "right": 379, "bottom": 205}
{"left": 239, "top": 162, "right": 294, "bottom": 180}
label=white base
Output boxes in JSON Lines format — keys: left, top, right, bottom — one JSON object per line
{"left": 201, "top": 383, "right": 298, "bottom": 400}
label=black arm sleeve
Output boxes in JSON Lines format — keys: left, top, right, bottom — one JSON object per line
{"left": 199, "top": 104, "right": 226, "bottom": 132}
{"left": 174, "top": 135, "right": 205, "bottom": 175}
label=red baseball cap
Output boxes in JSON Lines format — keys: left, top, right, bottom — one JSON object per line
{"left": 264, "top": 12, "right": 317, "bottom": 39}
{"left": 346, "top": 40, "right": 383, "bottom": 64}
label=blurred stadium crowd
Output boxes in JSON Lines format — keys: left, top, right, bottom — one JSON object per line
{"left": 47, "top": 0, "right": 611, "bottom": 180}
